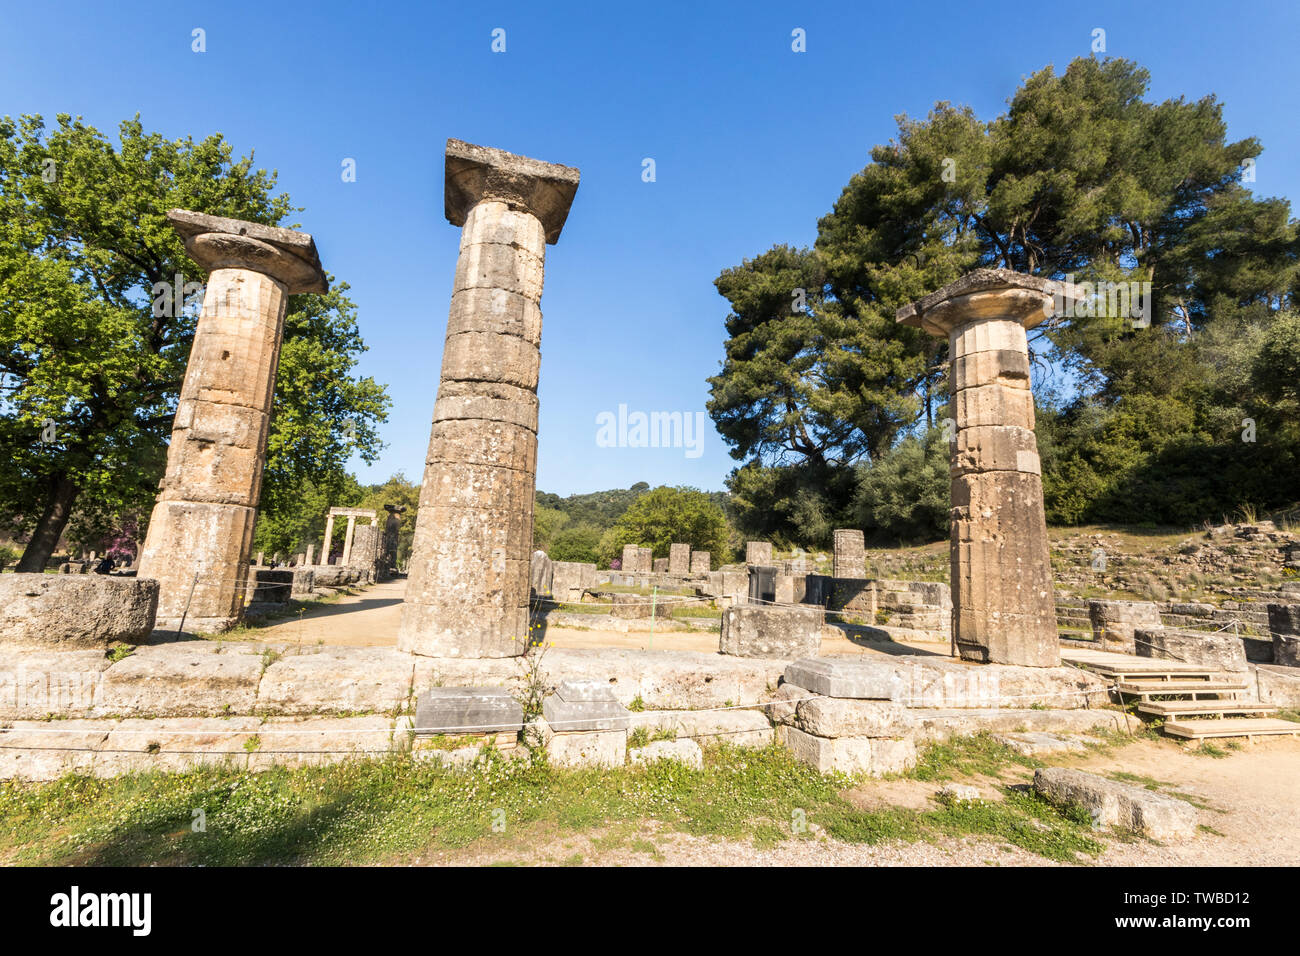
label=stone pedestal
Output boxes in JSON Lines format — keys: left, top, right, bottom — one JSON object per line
{"left": 832, "top": 529, "right": 866, "bottom": 579}
{"left": 897, "top": 270, "right": 1080, "bottom": 667}
{"left": 669, "top": 543, "right": 690, "bottom": 575}
{"left": 690, "top": 551, "right": 711, "bottom": 574}
{"left": 746, "top": 541, "right": 773, "bottom": 566}
{"left": 137, "top": 210, "right": 327, "bottom": 631}
{"left": 399, "top": 141, "right": 579, "bottom": 658}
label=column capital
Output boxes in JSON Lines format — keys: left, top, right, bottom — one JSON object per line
{"left": 167, "top": 209, "right": 329, "bottom": 294}
{"left": 895, "top": 268, "right": 1083, "bottom": 336}
{"left": 444, "top": 139, "right": 580, "bottom": 244}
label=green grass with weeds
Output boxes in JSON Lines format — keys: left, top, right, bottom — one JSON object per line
{"left": 0, "top": 739, "right": 1109, "bottom": 866}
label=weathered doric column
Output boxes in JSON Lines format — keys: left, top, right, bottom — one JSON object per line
{"left": 138, "top": 210, "right": 327, "bottom": 631}
{"left": 897, "top": 269, "right": 1080, "bottom": 667}
{"left": 399, "top": 140, "right": 580, "bottom": 658}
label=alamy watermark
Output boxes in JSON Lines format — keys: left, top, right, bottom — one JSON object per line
{"left": 1043, "top": 275, "right": 1152, "bottom": 328}
{"left": 595, "top": 404, "right": 707, "bottom": 459}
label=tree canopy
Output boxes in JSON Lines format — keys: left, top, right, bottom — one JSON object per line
{"left": 0, "top": 114, "right": 389, "bottom": 568}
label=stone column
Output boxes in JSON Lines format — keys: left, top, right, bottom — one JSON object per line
{"left": 897, "top": 269, "right": 1080, "bottom": 667}
{"left": 832, "top": 529, "right": 866, "bottom": 579}
{"left": 342, "top": 514, "right": 357, "bottom": 566}
{"left": 322, "top": 514, "right": 335, "bottom": 566}
{"left": 399, "top": 140, "right": 580, "bottom": 658}
{"left": 669, "top": 543, "right": 690, "bottom": 576}
{"left": 137, "top": 210, "right": 328, "bottom": 631}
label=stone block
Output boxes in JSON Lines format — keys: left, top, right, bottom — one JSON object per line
{"left": 832, "top": 529, "right": 866, "bottom": 579}
{"left": 629, "top": 708, "right": 774, "bottom": 747}
{"left": 991, "top": 731, "right": 1086, "bottom": 756}
{"left": 0, "top": 574, "right": 159, "bottom": 648}
{"left": 719, "top": 605, "right": 822, "bottom": 659}
{"left": 629, "top": 738, "right": 704, "bottom": 769}
{"left": 1267, "top": 603, "right": 1300, "bottom": 636}
{"left": 690, "top": 551, "right": 711, "bottom": 574}
{"left": 542, "top": 680, "right": 631, "bottom": 732}
{"left": 1088, "top": 600, "right": 1163, "bottom": 651}
{"left": 99, "top": 644, "right": 263, "bottom": 716}
{"left": 251, "top": 568, "right": 294, "bottom": 604}
{"left": 792, "top": 697, "right": 915, "bottom": 738}
{"left": 257, "top": 647, "right": 414, "bottom": 714}
{"left": 413, "top": 685, "right": 523, "bottom": 735}
{"left": 746, "top": 541, "right": 773, "bottom": 566}
{"left": 534, "top": 717, "right": 625, "bottom": 768}
{"left": 777, "top": 725, "right": 917, "bottom": 777}
{"left": 1033, "top": 767, "right": 1198, "bottom": 841}
{"left": 250, "top": 716, "right": 397, "bottom": 770}
{"left": 669, "top": 543, "right": 690, "bottom": 576}
{"left": 783, "top": 657, "right": 906, "bottom": 700}
{"left": 1274, "top": 634, "right": 1300, "bottom": 667}
{"left": 1135, "top": 627, "right": 1247, "bottom": 672}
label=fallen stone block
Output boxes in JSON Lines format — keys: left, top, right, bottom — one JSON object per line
{"left": 719, "top": 604, "right": 822, "bottom": 659}
{"left": 784, "top": 657, "right": 906, "bottom": 700}
{"left": 629, "top": 738, "right": 704, "bottom": 769}
{"left": 1033, "top": 767, "right": 1198, "bottom": 841}
{"left": 0, "top": 574, "right": 159, "bottom": 649}
{"left": 777, "top": 724, "right": 917, "bottom": 777}
{"left": 1088, "top": 599, "right": 1162, "bottom": 651}
{"left": 764, "top": 682, "right": 812, "bottom": 724}
{"left": 937, "top": 783, "right": 981, "bottom": 804}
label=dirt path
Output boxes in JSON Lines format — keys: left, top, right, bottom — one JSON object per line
{"left": 252, "top": 579, "right": 941, "bottom": 656}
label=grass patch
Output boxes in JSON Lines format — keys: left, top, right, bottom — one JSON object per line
{"left": 0, "top": 742, "right": 1108, "bottom": 866}
{"left": 906, "top": 733, "right": 1041, "bottom": 782}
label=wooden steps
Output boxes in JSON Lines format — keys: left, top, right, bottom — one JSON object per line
{"left": 1137, "top": 700, "right": 1276, "bottom": 719}
{"left": 1163, "top": 718, "right": 1300, "bottom": 740}
{"left": 1115, "top": 679, "right": 1249, "bottom": 700}
{"left": 1065, "top": 647, "right": 1291, "bottom": 740}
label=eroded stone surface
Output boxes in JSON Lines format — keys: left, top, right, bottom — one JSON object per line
{"left": 401, "top": 143, "right": 579, "bottom": 659}
{"left": 629, "top": 738, "right": 703, "bottom": 769}
{"left": 719, "top": 605, "right": 822, "bottom": 659}
{"left": 1034, "top": 767, "right": 1198, "bottom": 841}
{"left": 0, "top": 575, "right": 158, "bottom": 648}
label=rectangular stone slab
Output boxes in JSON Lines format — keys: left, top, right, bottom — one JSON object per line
{"left": 783, "top": 658, "right": 906, "bottom": 700}
{"left": 542, "top": 696, "right": 630, "bottom": 732}
{"left": 413, "top": 686, "right": 523, "bottom": 734}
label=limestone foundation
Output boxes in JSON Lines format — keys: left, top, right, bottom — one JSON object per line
{"left": 399, "top": 140, "right": 579, "bottom": 657}
{"left": 138, "top": 210, "right": 327, "bottom": 631}
{"left": 897, "top": 269, "right": 1080, "bottom": 667}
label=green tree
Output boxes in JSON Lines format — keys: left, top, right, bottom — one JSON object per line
{"left": 599, "top": 486, "right": 731, "bottom": 566}
{"left": 0, "top": 114, "right": 389, "bottom": 570}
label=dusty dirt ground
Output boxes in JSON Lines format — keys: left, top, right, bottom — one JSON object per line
{"left": 413, "top": 737, "right": 1300, "bottom": 866}
{"left": 249, "top": 578, "right": 931, "bottom": 656}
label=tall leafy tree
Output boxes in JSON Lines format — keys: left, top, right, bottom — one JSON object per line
{"left": 0, "top": 114, "right": 389, "bottom": 570}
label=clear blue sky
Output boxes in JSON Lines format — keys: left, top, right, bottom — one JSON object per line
{"left": 3, "top": 1, "right": 1297, "bottom": 495}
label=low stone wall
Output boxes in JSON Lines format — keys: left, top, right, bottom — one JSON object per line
{"left": 0, "top": 574, "right": 159, "bottom": 649}
{"left": 1135, "top": 627, "right": 1248, "bottom": 672}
